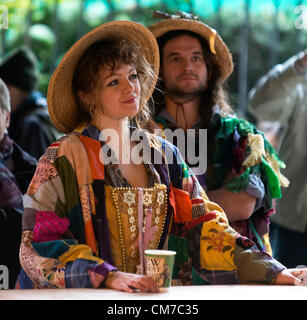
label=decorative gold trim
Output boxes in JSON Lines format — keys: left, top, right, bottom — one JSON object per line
{"left": 111, "top": 187, "right": 127, "bottom": 272}
{"left": 110, "top": 184, "right": 168, "bottom": 273}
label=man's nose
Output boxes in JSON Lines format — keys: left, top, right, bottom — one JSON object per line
{"left": 183, "top": 58, "right": 193, "bottom": 71}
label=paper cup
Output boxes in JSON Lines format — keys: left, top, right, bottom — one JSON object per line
{"left": 144, "top": 249, "right": 176, "bottom": 292}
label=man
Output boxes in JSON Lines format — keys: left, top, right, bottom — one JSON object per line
{"left": 0, "top": 46, "right": 61, "bottom": 160}
{"left": 0, "top": 78, "right": 37, "bottom": 288}
{"left": 148, "top": 11, "right": 289, "bottom": 255}
{"left": 248, "top": 50, "right": 307, "bottom": 268}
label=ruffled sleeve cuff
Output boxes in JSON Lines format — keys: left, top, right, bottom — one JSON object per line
{"left": 91, "top": 261, "right": 118, "bottom": 277}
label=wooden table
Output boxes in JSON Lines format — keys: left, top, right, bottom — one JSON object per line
{"left": 1, "top": 285, "right": 307, "bottom": 300}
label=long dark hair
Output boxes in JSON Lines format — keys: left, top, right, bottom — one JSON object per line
{"left": 152, "top": 30, "right": 233, "bottom": 129}
{"left": 151, "top": 29, "right": 234, "bottom": 159}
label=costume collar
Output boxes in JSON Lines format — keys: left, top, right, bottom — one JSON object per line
{"left": 156, "top": 105, "right": 222, "bottom": 130}
{"left": 81, "top": 124, "right": 146, "bottom": 143}
{"left": 0, "top": 133, "right": 14, "bottom": 161}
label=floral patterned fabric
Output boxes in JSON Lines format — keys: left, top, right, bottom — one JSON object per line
{"left": 155, "top": 109, "right": 289, "bottom": 255}
{"left": 18, "top": 125, "right": 286, "bottom": 289}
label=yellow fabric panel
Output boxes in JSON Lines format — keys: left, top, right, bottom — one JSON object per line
{"left": 104, "top": 183, "right": 168, "bottom": 273}
{"left": 265, "top": 152, "right": 290, "bottom": 188}
{"left": 200, "top": 212, "right": 237, "bottom": 271}
{"left": 58, "top": 243, "right": 103, "bottom": 266}
{"left": 262, "top": 233, "right": 273, "bottom": 257}
{"left": 242, "top": 133, "right": 265, "bottom": 168}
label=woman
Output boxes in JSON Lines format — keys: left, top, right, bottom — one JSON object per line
{"left": 18, "top": 21, "right": 305, "bottom": 291}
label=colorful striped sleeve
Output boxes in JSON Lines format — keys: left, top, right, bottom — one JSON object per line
{"left": 19, "top": 139, "right": 116, "bottom": 289}
{"left": 167, "top": 144, "right": 286, "bottom": 285}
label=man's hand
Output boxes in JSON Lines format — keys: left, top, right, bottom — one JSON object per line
{"left": 275, "top": 268, "right": 307, "bottom": 285}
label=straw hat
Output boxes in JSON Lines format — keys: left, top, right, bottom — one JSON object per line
{"left": 149, "top": 11, "right": 233, "bottom": 83}
{"left": 47, "top": 21, "right": 160, "bottom": 134}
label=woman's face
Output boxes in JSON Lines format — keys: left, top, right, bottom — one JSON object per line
{"left": 94, "top": 63, "right": 141, "bottom": 120}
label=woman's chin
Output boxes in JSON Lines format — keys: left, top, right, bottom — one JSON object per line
{"left": 125, "top": 105, "right": 139, "bottom": 118}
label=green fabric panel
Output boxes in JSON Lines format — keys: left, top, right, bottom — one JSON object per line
{"left": 236, "top": 118, "right": 257, "bottom": 135}
{"left": 249, "top": 220, "right": 264, "bottom": 249}
{"left": 263, "top": 173, "right": 273, "bottom": 209}
{"left": 168, "top": 235, "right": 189, "bottom": 279}
{"left": 217, "top": 116, "right": 284, "bottom": 165}
{"left": 225, "top": 167, "right": 251, "bottom": 193}
{"left": 168, "top": 235, "right": 205, "bottom": 285}
{"left": 261, "top": 158, "right": 282, "bottom": 199}
{"left": 55, "top": 197, "right": 66, "bottom": 219}
{"left": 155, "top": 116, "right": 169, "bottom": 129}
{"left": 66, "top": 205, "right": 86, "bottom": 244}
{"left": 214, "top": 115, "right": 284, "bottom": 199}
{"left": 32, "top": 239, "right": 78, "bottom": 258}
{"left": 182, "top": 163, "right": 190, "bottom": 178}
{"left": 234, "top": 245, "right": 272, "bottom": 284}
{"left": 54, "top": 156, "right": 80, "bottom": 211}
{"left": 192, "top": 266, "right": 206, "bottom": 285}
{"left": 54, "top": 156, "right": 85, "bottom": 243}
{"left": 215, "top": 116, "right": 238, "bottom": 139}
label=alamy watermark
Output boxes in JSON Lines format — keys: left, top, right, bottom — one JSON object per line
{"left": 0, "top": 265, "right": 9, "bottom": 289}
{"left": 0, "top": 5, "right": 8, "bottom": 30}
{"left": 98, "top": 126, "right": 207, "bottom": 175}
{"left": 295, "top": 5, "right": 307, "bottom": 30}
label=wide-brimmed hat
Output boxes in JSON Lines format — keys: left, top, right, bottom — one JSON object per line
{"left": 149, "top": 11, "right": 233, "bottom": 83}
{"left": 47, "top": 20, "right": 160, "bottom": 134}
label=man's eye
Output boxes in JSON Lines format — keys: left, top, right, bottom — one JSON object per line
{"left": 170, "top": 57, "right": 180, "bottom": 63}
{"left": 192, "top": 56, "right": 202, "bottom": 62}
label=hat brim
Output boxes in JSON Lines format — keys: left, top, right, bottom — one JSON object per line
{"left": 149, "top": 19, "right": 233, "bottom": 83}
{"left": 47, "top": 20, "right": 160, "bottom": 134}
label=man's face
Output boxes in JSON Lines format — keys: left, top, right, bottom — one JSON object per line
{"left": 161, "top": 35, "right": 209, "bottom": 98}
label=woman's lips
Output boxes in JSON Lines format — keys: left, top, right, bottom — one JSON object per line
{"left": 122, "top": 97, "right": 137, "bottom": 104}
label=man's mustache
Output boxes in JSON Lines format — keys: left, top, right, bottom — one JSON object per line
{"left": 177, "top": 72, "right": 198, "bottom": 80}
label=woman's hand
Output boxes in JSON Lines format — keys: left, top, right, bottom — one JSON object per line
{"left": 105, "top": 271, "right": 160, "bottom": 293}
{"left": 275, "top": 268, "right": 307, "bottom": 285}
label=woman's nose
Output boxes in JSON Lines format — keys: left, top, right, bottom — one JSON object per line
{"left": 123, "top": 79, "right": 134, "bottom": 92}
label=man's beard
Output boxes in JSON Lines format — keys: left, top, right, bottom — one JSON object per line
{"left": 165, "top": 79, "right": 207, "bottom": 101}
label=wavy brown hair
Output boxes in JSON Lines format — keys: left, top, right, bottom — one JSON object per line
{"left": 72, "top": 38, "right": 157, "bottom": 128}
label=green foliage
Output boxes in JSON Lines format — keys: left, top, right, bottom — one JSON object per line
{"left": 1, "top": 0, "right": 307, "bottom": 106}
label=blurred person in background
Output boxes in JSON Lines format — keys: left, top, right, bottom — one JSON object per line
{"left": 249, "top": 50, "right": 307, "bottom": 268}
{"left": 0, "top": 46, "right": 61, "bottom": 160}
{"left": 0, "top": 78, "right": 37, "bottom": 288}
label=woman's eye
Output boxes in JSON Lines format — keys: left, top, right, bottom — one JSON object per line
{"left": 107, "top": 79, "right": 118, "bottom": 86}
{"left": 129, "top": 74, "right": 139, "bottom": 80}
